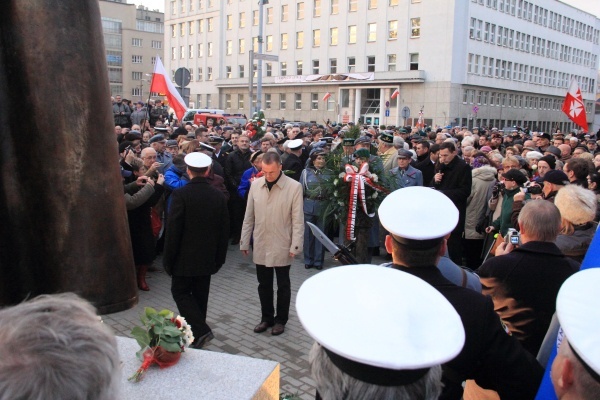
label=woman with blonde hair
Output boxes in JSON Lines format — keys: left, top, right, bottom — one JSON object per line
{"left": 554, "top": 184, "right": 598, "bottom": 262}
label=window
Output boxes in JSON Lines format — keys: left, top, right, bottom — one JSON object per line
{"left": 296, "top": 31, "right": 304, "bottom": 48}
{"left": 151, "top": 40, "right": 162, "bottom": 49}
{"left": 410, "top": 53, "right": 419, "bottom": 70}
{"left": 265, "top": 94, "right": 272, "bottom": 109}
{"left": 367, "top": 23, "right": 377, "bottom": 42}
{"left": 226, "top": 15, "right": 232, "bottom": 29}
{"left": 196, "top": 94, "right": 202, "bottom": 108}
{"left": 207, "top": 42, "right": 213, "bottom": 56}
{"left": 297, "top": 60, "right": 303, "bottom": 75}
{"left": 280, "top": 94, "right": 286, "bottom": 109}
{"left": 239, "top": 39, "right": 245, "bottom": 53}
{"left": 238, "top": 94, "right": 244, "bottom": 109}
{"left": 348, "top": 25, "right": 357, "bottom": 44}
{"left": 226, "top": 66, "right": 232, "bottom": 78}
{"left": 132, "top": 55, "right": 143, "bottom": 63}
{"left": 281, "top": 33, "right": 288, "bottom": 49}
{"left": 367, "top": 56, "right": 376, "bottom": 72}
{"left": 239, "top": 65, "right": 245, "bottom": 78}
{"left": 189, "top": 44, "right": 194, "bottom": 58}
{"left": 267, "top": 7, "right": 273, "bottom": 24}
{"left": 180, "top": 0, "right": 185, "bottom": 12}
{"left": 313, "top": 60, "right": 320, "bottom": 74}
{"left": 411, "top": 18, "right": 420, "bottom": 38}
{"left": 295, "top": 93, "right": 302, "bottom": 109}
{"left": 349, "top": 0, "right": 357, "bottom": 12}
{"left": 331, "top": 0, "right": 339, "bottom": 14}
{"left": 207, "top": 67, "right": 213, "bottom": 80}
{"left": 132, "top": 87, "right": 141, "bottom": 97}
{"left": 253, "top": 64, "right": 258, "bottom": 78}
{"left": 389, "top": 0, "right": 399, "bottom": 4}
{"left": 188, "top": 21, "right": 194, "bottom": 35}
{"left": 171, "top": 47, "right": 176, "bottom": 60}
{"left": 348, "top": 57, "right": 356, "bottom": 72}
{"left": 297, "top": 2, "right": 305, "bottom": 19}
{"left": 197, "top": 67, "right": 203, "bottom": 81}
{"left": 266, "top": 35, "right": 273, "bottom": 51}
{"left": 311, "top": 93, "right": 319, "bottom": 109}
{"left": 388, "top": 54, "right": 396, "bottom": 71}
{"left": 171, "top": 1, "right": 176, "bottom": 15}
{"left": 330, "top": 27, "right": 338, "bottom": 45}
{"left": 369, "top": 0, "right": 377, "bottom": 9}
{"left": 239, "top": 12, "right": 245, "bottom": 28}
{"left": 281, "top": 62, "right": 287, "bottom": 76}
{"left": 266, "top": 63, "right": 272, "bottom": 76}
{"left": 226, "top": 40, "right": 233, "bottom": 55}
{"left": 313, "top": 0, "right": 321, "bottom": 17}
{"left": 151, "top": 57, "right": 156, "bottom": 65}
{"left": 132, "top": 71, "right": 142, "bottom": 80}
{"left": 180, "top": 46, "right": 185, "bottom": 59}
{"left": 313, "top": 29, "right": 321, "bottom": 46}
{"left": 207, "top": 18, "right": 214, "bottom": 31}
{"left": 330, "top": 58, "right": 337, "bottom": 73}
{"left": 180, "top": 23, "right": 184, "bottom": 36}
{"left": 253, "top": 10, "right": 258, "bottom": 26}
{"left": 198, "top": 19, "right": 204, "bottom": 33}
{"left": 388, "top": 20, "right": 398, "bottom": 39}
{"left": 198, "top": 43, "right": 203, "bottom": 57}
{"left": 281, "top": 5, "right": 288, "bottom": 21}
{"left": 171, "top": 24, "right": 176, "bottom": 37}
{"left": 132, "top": 38, "right": 142, "bottom": 46}
{"left": 225, "top": 94, "right": 232, "bottom": 109}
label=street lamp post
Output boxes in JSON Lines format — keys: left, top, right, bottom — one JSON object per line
{"left": 256, "top": 0, "right": 268, "bottom": 113}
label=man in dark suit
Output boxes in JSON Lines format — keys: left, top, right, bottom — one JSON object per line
{"left": 431, "top": 141, "right": 472, "bottom": 264}
{"left": 415, "top": 143, "right": 439, "bottom": 187}
{"left": 379, "top": 187, "right": 543, "bottom": 400}
{"left": 163, "top": 152, "right": 230, "bottom": 349}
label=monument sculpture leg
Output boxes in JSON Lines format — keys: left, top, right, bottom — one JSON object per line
{"left": 0, "top": 0, "right": 138, "bottom": 313}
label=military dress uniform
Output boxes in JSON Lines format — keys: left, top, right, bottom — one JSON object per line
{"left": 389, "top": 165, "right": 423, "bottom": 190}
{"left": 300, "top": 167, "right": 332, "bottom": 269}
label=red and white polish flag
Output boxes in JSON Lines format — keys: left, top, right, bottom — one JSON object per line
{"left": 322, "top": 92, "right": 332, "bottom": 102}
{"left": 150, "top": 56, "right": 188, "bottom": 121}
{"left": 391, "top": 88, "right": 400, "bottom": 100}
{"left": 561, "top": 78, "right": 588, "bottom": 133}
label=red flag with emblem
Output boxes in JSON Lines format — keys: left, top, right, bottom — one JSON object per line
{"left": 322, "top": 92, "right": 331, "bottom": 102}
{"left": 391, "top": 88, "right": 400, "bottom": 100}
{"left": 561, "top": 78, "right": 588, "bottom": 133}
{"left": 150, "top": 56, "right": 188, "bottom": 121}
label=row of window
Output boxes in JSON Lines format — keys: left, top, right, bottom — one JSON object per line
{"left": 107, "top": 54, "right": 157, "bottom": 66}
{"left": 471, "top": 0, "right": 600, "bottom": 44}
{"left": 131, "top": 38, "right": 163, "bottom": 49}
{"left": 171, "top": 17, "right": 421, "bottom": 41}
{"left": 466, "top": 53, "right": 595, "bottom": 93}
{"left": 462, "top": 89, "right": 594, "bottom": 113}
{"left": 220, "top": 93, "right": 336, "bottom": 111}
{"left": 173, "top": 52, "right": 418, "bottom": 83}
{"left": 469, "top": 18, "right": 598, "bottom": 68}
{"left": 171, "top": 0, "right": 420, "bottom": 17}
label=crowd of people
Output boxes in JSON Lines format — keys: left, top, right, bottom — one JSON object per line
{"left": 5, "top": 98, "right": 599, "bottom": 399}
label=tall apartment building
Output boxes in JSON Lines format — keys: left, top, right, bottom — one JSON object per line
{"left": 165, "top": 0, "right": 599, "bottom": 131}
{"left": 99, "top": 0, "right": 164, "bottom": 101}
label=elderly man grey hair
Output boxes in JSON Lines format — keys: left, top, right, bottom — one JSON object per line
{"left": 0, "top": 293, "right": 120, "bottom": 400}
{"left": 309, "top": 342, "right": 443, "bottom": 400}
{"left": 393, "top": 136, "right": 407, "bottom": 150}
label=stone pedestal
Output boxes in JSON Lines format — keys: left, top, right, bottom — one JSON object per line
{"left": 117, "top": 336, "right": 280, "bottom": 399}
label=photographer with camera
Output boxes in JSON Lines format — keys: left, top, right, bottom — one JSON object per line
{"left": 485, "top": 169, "right": 529, "bottom": 238}
{"left": 478, "top": 201, "right": 579, "bottom": 357}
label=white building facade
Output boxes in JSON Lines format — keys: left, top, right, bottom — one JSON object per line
{"left": 165, "top": 0, "right": 599, "bottom": 132}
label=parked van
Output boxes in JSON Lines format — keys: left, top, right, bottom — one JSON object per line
{"left": 181, "top": 108, "right": 226, "bottom": 125}
{"left": 193, "top": 113, "right": 247, "bottom": 127}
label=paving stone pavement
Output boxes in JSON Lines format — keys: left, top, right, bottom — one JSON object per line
{"left": 102, "top": 243, "right": 387, "bottom": 400}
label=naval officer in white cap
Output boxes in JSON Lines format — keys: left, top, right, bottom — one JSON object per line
{"left": 297, "top": 265, "right": 465, "bottom": 400}
{"left": 551, "top": 268, "right": 600, "bottom": 399}
{"left": 378, "top": 186, "right": 544, "bottom": 399}
{"left": 282, "top": 138, "right": 304, "bottom": 181}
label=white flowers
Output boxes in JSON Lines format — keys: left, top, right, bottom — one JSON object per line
{"left": 176, "top": 315, "right": 195, "bottom": 348}
{"left": 338, "top": 201, "right": 345, "bottom": 206}
{"left": 334, "top": 191, "right": 338, "bottom": 197}
{"left": 339, "top": 172, "right": 345, "bottom": 178}
{"left": 371, "top": 192, "right": 378, "bottom": 199}
{"left": 333, "top": 179, "right": 339, "bottom": 185}
{"left": 371, "top": 174, "right": 378, "bottom": 182}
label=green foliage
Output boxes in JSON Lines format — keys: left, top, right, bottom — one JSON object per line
{"left": 279, "top": 393, "right": 302, "bottom": 400}
{"left": 130, "top": 307, "right": 188, "bottom": 360}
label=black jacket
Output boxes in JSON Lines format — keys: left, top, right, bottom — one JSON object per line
{"left": 415, "top": 156, "right": 435, "bottom": 187}
{"left": 477, "top": 241, "right": 579, "bottom": 356}
{"left": 431, "top": 156, "right": 472, "bottom": 228}
{"left": 163, "top": 177, "right": 229, "bottom": 276}
{"left": 282, "top": 153, "right": 303, "bottom": 181}
{"left": 224, "top": 149, "right": 252, "bottom": 191}
{"left": 393, "top": 264, "right": 544, "bottom": 400}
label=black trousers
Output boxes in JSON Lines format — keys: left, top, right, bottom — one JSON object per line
{"left": 256, "top": 265, "right": 290, "bottom": 325}
{"left": 230, "top": 195, "right": 246, "bottom": 240}
{"left": 171, "top": 275, "right": 212, "bottom": 338}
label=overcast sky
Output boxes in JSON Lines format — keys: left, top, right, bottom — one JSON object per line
{"left": 134, "top": 0, "right": 600, "bottom": 17}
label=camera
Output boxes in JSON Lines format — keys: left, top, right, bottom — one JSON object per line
{"left": 505, "top": 228, "right": 520, "bottom": 246}
{"left": 523, "top": 182, "right": 543, "bottom": 195}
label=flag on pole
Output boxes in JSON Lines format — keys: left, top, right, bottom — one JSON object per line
{"left": 150, "top": 56, "right": 188, "bottom": 121}
{"left": 561, "top": 78, "right": 588, "bottom": 133}
{"left": 322, "top": 92, "right": 331, "bottom": 102}
{"left": 391, "top": 88, "right": 400, "bottom": 100}
{"left": 534, "top": 228, "right": 600, "bottom": 399}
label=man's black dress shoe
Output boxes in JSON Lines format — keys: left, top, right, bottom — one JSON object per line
{"left": 253, "top": 321, "right": 274, "bottom": 333}
{"left": 271, "top": 323, "right": 285, "bottom": 336}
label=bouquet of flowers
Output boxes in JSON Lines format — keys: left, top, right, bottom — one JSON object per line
{"left": 245, "top": 109, "right": 267, "bottom": 140}
{"left": 128, "top": 307, "right": 194, "bottom": 382}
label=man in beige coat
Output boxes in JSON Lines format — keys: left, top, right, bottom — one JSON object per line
{"left": 240, "top": 151, "right": 304, "bottom": 336}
